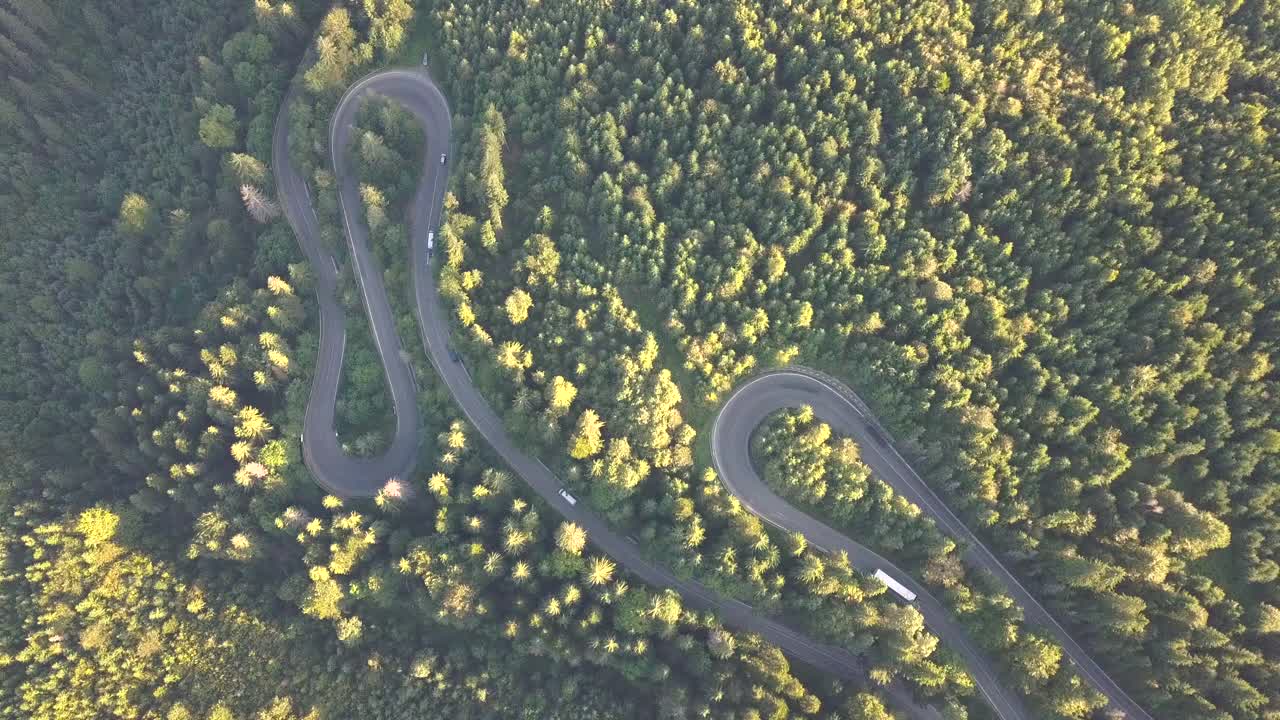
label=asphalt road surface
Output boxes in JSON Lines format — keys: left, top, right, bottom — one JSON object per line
{"left": 271, "top": 70, "right": 424, "bottom": 496}
{"left": 274, "top": 66, "right": 1151, "bottom": 720}
{"left": 714, "top": 368, "right": 1154, "bottom": 720}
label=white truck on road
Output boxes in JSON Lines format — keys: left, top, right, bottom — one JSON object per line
{"left": 558, "top": 488, "right": 577, "bottom": 506}
{"left": 426, "top": 231, "right": 434, "bottom": 258}
{"left": 874, "top": 569, "right": 917, "bottom": 602}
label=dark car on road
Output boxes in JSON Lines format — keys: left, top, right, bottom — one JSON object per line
{"left": 869, "top": 425, "right": 891, "bottom": 447}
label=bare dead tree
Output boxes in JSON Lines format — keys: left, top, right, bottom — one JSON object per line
{"left": 241, "top": 184, "right": 280, "bottom": 223}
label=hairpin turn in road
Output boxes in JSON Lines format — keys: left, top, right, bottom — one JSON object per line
{"left": 273, "top": 67, "right": 1151, "bottom": 720}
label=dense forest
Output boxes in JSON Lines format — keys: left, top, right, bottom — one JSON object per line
{"left": 3, "top": 0, "right": 1278, "bottom": 718}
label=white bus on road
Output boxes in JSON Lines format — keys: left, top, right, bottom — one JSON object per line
{"left": 874, "top": 569, "right": 917, "bottom": 602}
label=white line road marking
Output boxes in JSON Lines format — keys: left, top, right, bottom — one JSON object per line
{"left": 712, "top": 369, "right": 1148, "bottom": 720}
{"left": 284, "top": 69, "right": 1145, "bottom": 720}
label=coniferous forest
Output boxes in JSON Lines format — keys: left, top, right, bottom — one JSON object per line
{"left": 2, "top": 0, "right": 1278, "bottom": 719}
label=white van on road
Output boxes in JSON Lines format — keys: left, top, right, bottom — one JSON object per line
{"left": 874, "top": 569, "right": 917, "bottom": 602}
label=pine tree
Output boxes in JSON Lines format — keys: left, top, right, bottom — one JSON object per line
{"left": 199, "top": 104, "right": 240, "bottom": 148}
{"left": 546, "top": 375, "right": 577, "bottom": 413}
{"left": 569, "top": 410, "right": 605, "bottom": 460}
{"left": 555, "top": 522, "right": 587, "bottom": 556}
{"left": 118, "top": 193, "right": 154, "bottom": 235}
{"left": 227, "top": 152, "right": 268, "bottom": 184}
{"left": 585, "top": 556, "right": 616, "bottom": 585}
{"left": 504, "top": 288, "right": 533, "bottom": 325}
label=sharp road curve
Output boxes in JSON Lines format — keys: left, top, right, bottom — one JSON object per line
{"left": 271, "top": 70, "right": 425, "bottom": 496}
{"left": 273, "top": 67, "right": 1152, "bottom": 720}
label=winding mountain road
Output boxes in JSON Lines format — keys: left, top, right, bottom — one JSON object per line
{"left": 271, "top": 71, "right": 426, "bottom": 496}
{"left": 715, "top": 369, "right": 1154, "bottom": 720}
{"left": 273, "top": 66, "right": 1152, "bottom": 720}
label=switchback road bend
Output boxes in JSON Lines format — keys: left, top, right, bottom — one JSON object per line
{"left": 273, "top": 67, "right": 1151, "bottom": 720}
